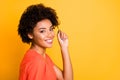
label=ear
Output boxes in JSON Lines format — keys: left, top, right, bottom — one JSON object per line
{"left": 28, "top": 33, "right": 33, "bottom": 39}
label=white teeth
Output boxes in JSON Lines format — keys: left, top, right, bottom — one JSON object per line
{"left": 46, "top": 40, "right": 52, "bottom": 43}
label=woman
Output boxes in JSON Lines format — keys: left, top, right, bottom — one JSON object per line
{"left": 18, "top": 3, "right": 73, "bottom": 80}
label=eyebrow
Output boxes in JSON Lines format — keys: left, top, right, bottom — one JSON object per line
{"left": 39, "top": 28, "right": 46, "bottom": 30}
{"left": 38, "top": 25, "right": 54, "bottom": 30}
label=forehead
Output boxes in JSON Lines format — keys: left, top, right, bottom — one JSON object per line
{"left": 35, "top": 19, "right": 53, "bottom": 29}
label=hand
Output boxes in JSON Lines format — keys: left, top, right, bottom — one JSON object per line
{"left": 57, "top": 30, "right": 69, "bottom": 48}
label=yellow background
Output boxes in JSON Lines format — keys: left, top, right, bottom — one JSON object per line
{"left": 0, "top": 0, "right": 120, "bottom": 80}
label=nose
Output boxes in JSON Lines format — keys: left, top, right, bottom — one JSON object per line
{"left": 47, "top": 31, "right": 55, "bottom": 38}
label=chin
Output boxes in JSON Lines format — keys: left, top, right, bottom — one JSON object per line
{"left": 47, "top": 46, "right": 52, "bottom": 48}
{"left": 45, "top": 45, "right": 53, "bottom": 48}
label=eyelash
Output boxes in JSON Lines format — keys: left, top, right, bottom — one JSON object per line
{"left": 40, "top": 30, "right": 45, "bottom": 33}
{"left": 40, "top": 28, "right": 55, "bottom": 33}
{"left": 50, "top": 27, "right": 55, "bottom": 31}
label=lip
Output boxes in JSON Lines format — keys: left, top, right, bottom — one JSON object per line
{"left": 45, "top": 39, "right": 53, "bottom": 44}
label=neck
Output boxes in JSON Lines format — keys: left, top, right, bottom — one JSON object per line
{"left": 30, "top": 43, "right": 46, "bottom": 57}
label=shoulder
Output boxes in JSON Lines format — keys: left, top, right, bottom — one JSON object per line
{"left": 24, "top": 49, "right": 44, "bottom": 61}
{"left": 20, "top": 49, "right": 45, "bottom": 68}
{"left": 45, "top": 54, "right": 55, "bottom": 66}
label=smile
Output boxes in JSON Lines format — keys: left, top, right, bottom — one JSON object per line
{"left": 45, "top": 39, "right": 53, "bottom": 43}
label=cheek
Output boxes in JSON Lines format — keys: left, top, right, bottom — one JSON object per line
{"left": 37, "top": 34, "right": 45, "bottom": 40}
{"left": 52, "top": 32, "right": 55, "bottom": 37}
{"left": 33, "top": 33, "right": 44, "bottom": 41}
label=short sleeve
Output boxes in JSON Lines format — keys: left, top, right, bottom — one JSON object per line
{"left": 19, "top": 50, "right": 56, "bottom": 80}
{"left": 27, "top": 58, "right": 46, "bottom": 80}
{"left": 46, "top": 54, "right": 55, "bottom": 66}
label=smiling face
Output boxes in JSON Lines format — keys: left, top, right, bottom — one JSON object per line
{"left": 28, "top": 19, "right": 55, "bottom": 49}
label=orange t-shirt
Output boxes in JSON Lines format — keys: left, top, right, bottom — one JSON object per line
{"left": 19, "top": 49, "right": 56, "bottom": 80}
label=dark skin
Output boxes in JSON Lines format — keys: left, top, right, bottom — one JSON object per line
{"left": 28, "top": 19, "right": 73, "bottom": 80}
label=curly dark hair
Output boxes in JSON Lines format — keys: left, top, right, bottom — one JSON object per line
{"left": 18, "top": 3, "right": 59, "bottom": 44}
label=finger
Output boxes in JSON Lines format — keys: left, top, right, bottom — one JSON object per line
{"left": 59, "top": 30, "right": 66, "bottom": 38}
{"left": 57, "top": 30, "right": 68, "bottom": 40}
{"left": 63, "top": 33, "right": 68, "bottom": 40}
{"left": 60, "top": 31, "right": 65, "bottom": 40}
{"left": 57, "top": 30, "right": 61, "bottom": 40}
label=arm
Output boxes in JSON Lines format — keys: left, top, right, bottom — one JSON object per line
{"left": 54, "top": 30, "right": 73, "bottom": 80}
{"left": 26, "top": 60, "right": 45, "bottom": 80}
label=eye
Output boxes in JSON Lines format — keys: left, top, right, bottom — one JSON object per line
{"left": 50, "top": 27, "right": 55, "bottom": 31}
{"left": 40, "top": 30, "right": 46, "bottom": 33}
